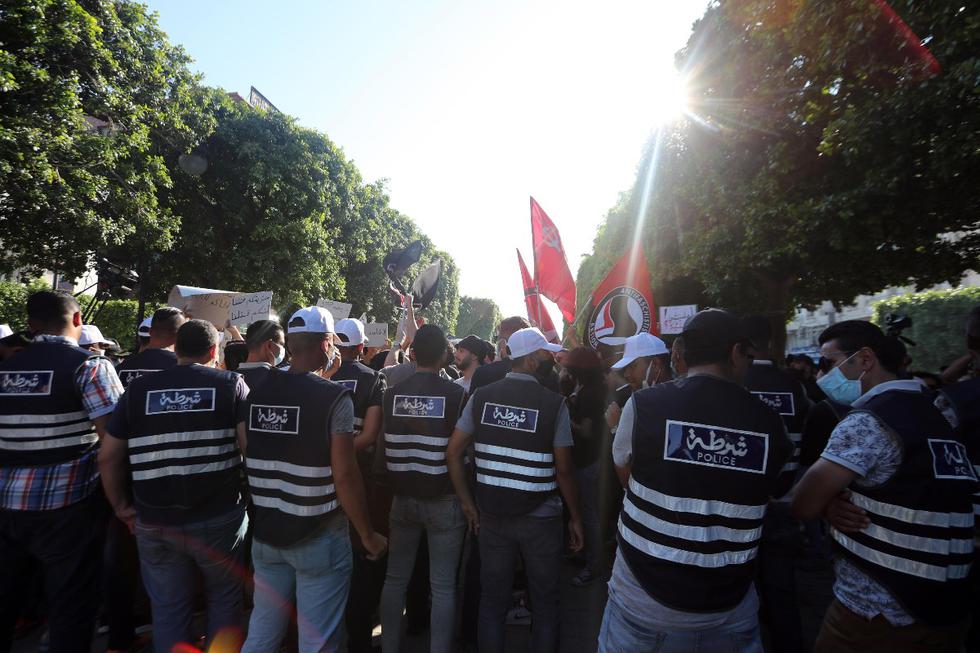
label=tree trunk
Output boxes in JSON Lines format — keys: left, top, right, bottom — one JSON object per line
{"left": 756, "top": 273, "right": 796, "bottom": 363}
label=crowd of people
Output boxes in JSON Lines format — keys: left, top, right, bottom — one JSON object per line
{"left": 0, "top": 288, "right": 978, "bottom": 653}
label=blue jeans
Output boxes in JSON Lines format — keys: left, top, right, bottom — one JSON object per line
{"left": 135, "top": 505, "right": 248, "bottom": 653}
{"left": 478, "top": 512, "right": 562, "bottom": 653}
{"left": 597, "top": 595, "right": 763, "bottom": 653}
{"left": 380, "top": 494, "right": 466, "bottom": 653}
{"left": 242, "top": 515, "right": 352, "bottom": 653}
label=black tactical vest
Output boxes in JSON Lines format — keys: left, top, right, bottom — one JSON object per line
{"left": 382, "top": 371, "right": 463, "bottom": 498}
{"left": 744, "top": 360, "right": 809, "bottom": 495}
{"left": 621, "top": 375, "right": 791, "bottom": 612}
{"left": 470, "top": 376, "right": 564, "bottom": 516}
{"left": 123, "top": 364, "right": 243, "bottom": 525}
{"left": 832, "top": 388, "right": 977, "bottom": 626}
{"left": 116, "top": 348, "right": 177, "bottom": 388}
{"left": 245, "top": 368, "right": 351, "bottom": 547}
{"left": 0, "top": 341, "right": 98, "bottom": 468}
{"left": 939, "top": 377, "right": 980, "bottom": 525}
{"left": 334, "top": 359, "right": 383, "bottom": 431}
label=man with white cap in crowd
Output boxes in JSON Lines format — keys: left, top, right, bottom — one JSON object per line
{"left": 447, "top": 326, "right": 583, "bottom": 653}
{"left": 332, "top": 317, "right": 389, "bottom": 653}
{"left": 606, "top": 332, "right": 671, "bottom": 436}
{"left": 116, "top": 307, "right": 185, "bottom": 388}
{"left": 239, "top": 306, "right": 386, "bottom": 652}
{"left": 136, "top": 316, "right": 152, "bottom": 352}
{"left": 79, "top": 325, "right": 115, "bottom": 356}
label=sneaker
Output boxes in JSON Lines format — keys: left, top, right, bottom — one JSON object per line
{"left": 571, "top": 567, "right": 595, "bottom": 587}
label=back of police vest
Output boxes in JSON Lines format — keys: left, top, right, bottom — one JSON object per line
{"left": 470, "top": 377, "right": 563, "bottom": 517}
{"left": 245, "top": 368, "right": 350, "bottom": 547}
{"left": 834, "top": 389, "right": 977, "bottom": 626}
{"left": 116, "top": 348, "right": 178, "bottom": 388}
{"left": 382, "top": 371, "right": 463, "bottom": 497}
{"left": 939, "top": 377, "right": 980, "bottom": 525}
{"left": 0, "top": 342, "right": 97, "bottom": 467}
{"left": 124, "top": 364, "right": 242, "bottom": 524}
{"left": 334, "top": 360, "right": 382, "bottom": 431}
{"left": 744, "top": 362, "right": 809, "bottom": 493}
{"left": 622, "top": 375, "right": 790, "bottom": 612}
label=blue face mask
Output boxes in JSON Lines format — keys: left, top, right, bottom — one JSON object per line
{"left": 817, "top": 352, "right": 864, "bottom": 405}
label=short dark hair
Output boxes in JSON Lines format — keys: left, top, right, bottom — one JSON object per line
{"left": 175, "top": 319, "right": 218, "bottom": 358}
{"left": 245, "top": 319, "right": 284, "bottom": 351}
{"left": 413, "top": 324, "right": 448, "bottom": 368}
{"left": 224, "top": 341, "right": 249, "bottom": 371}
{"left": 818, "top": 320, "right": 903, "bottom": 374}
{"left": 498, "top": 316, "right": 530, "bottom": 340}
{"left": 286, "top": 332, "right": 328, "bottom": 356}
{"left": 26, "top": 290, "right": 79, "bottom": 329}
{"left": 741, "top": 315, "right": 772, "bottom": 349}
{"left": 151, "top": 307, "right": 185, "bottom": 337}
{"left": 683, "top": 342, "right": 741, "bottom": 367}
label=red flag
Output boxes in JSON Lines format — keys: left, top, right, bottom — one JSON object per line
{"left": 530, "top": 198, "right": 576, "bottom": 324}
{"left": 586, "top": 247, "right": 657, "bottom": 349}
{"left": 517, "top": 249, "right": 559, "bottom": 343}
{"left": 872, "top": 0, "right": 941, "bottom": 79}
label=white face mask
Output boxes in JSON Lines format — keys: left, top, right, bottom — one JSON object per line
{"left": 271, "top": 342, "right": 286, "bottom": 367}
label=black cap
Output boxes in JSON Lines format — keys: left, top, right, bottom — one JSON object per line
{"left": 456, "top": 335, "right": 486, "bottom": 358}
{"left": 681, "top": 309, "right": 754, "bottom": 352}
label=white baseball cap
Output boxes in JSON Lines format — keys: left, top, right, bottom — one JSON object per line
{"left": 0, "top": 324, "right": 11, "bottom": 339}
{"left": 611, "top": 332, "right": 669, "bottom": 370}
{"left": 507, "top": 327, "right": 563, "bottom": 358}
{"left": 335, "top": 318, "right": 365, "bottom": 346}
{"left": 137, "top": 316, "right": 152, "bottom": 337}
{"left": 79, "top": 325, "right": 113, "bottom": 347}
{"left": 287, "top": 306, "right": 335, "bottom": 334}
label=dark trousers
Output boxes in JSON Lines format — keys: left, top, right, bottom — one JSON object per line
{"left": 345, "top": 552, "right": 387, "bottom": 652}
{"left": 104, "top": 514, "right": 146, "bottom": 650}
{"left": 0, "top": 492, "right": 108, "bottom": 653}
{"left": 757, "top": 502, "right": 803, "bottom": 653}
{"left": 478, "top": 512, "right": 561, "bottom": 653}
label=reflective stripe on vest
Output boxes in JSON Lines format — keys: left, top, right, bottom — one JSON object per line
{"left": 474, "top": 442, "right": 555, "bottom": 492}
{"left": 0, "top": 409, "right": 96, "bottom": 453}
{"left": 627, "top": 476, "right": 766, "bottom": 520}
{"left": 384, "top": 432, "right": 449, "bottom": 475}
{"left": 246, "top": 456, "right": 337, "bottom": 517}
{"left": 127, "top": 427, "right": 240, "bottom": 481}
{"left": 618, "top": 517, "right": 760, "bottom": 568}
{"left": 830, "top": 490, "right": 974, "bottom": 581}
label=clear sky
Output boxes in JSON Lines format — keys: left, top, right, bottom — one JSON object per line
{"left": 145, "top": 0, "right": 709, "bottom": 325}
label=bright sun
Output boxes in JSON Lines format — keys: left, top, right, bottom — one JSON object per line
{"left": 650, "top": 73, "right": 690, "bottom": 124}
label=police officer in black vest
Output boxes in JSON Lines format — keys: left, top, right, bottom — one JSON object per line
{"left": 239, "top": 306, "right": 386, "bottom": 653}
{"left": 794, "top": 320, "right": 977, "bottom": 652}
{"left": 600, "top": 309, "right": 791, "bottom": 652}
{"left": 116, "top": 306, "right": 185, "bottom": 387}
{"left": 448, "top": 326, "right": 583, "bottom": 653}
{"left": 100, "top": 319, "right": 249, "bottom": 653}
{"left": 378, "top": 324, "right": 465, "bottom": 653}
{"left": 0, "top": 291, "right": 123, "bottom": 652}
{"left": 332, "top": 317, "right": 388, "bottom": 653}
{"left": 236, "top": 319, "right": 286, "bottom": 391}
{"left": 741, "top": 314, "right": 812, "bottom": 653}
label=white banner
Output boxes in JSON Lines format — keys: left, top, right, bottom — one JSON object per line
{"left": 315, "top": 299, "right": 352, "bottom": 321}
{"left": 168, "top": 285, "right": 273, "bottom": 330}
{"left": 229, "top": 291, "right": 273, "bottom": 327}
{"left": 364, "top": 323, "right": 389, "bottom": 348}
{"left": 658, "top": 304, "right": 698, "bottom": 335}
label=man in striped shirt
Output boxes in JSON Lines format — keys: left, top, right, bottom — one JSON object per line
{"left": 0, "top": 290, "right": 123, "bottom": 652}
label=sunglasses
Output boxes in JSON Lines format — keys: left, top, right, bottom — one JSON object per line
{"left": 817, "top": 351, "right": 857, "bottom": 374}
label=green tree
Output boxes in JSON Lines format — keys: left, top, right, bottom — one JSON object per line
{"left": 455, "top": 296, "right": 502, "bottom": 340}
{"left": 0, "top": 0, "right": 213, "bottom": 279}
{"left": 578, "top": 0, "right": 980, "bottom": 354}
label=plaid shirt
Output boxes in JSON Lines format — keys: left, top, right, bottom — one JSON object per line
{"left": 0, "top": 335, "right": 123, "bottom": 511}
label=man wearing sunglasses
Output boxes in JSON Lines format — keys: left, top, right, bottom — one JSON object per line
{"left": 793, "top": 320, "right": 976, "bottom": 653}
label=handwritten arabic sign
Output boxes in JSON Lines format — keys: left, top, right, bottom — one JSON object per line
{"left": 663, "top": 420, "right": 768, "bottom": 474}
{"left": 658, "top": 304, "right": 698, "bottom": 335}
{"left": 928, "top": 439, "right": 977, "bottom": 480}
{"left": 229, "top": 291, "right": 273, "bottom": 328}
{"left": 249, "top": 404, "right": 300, "bottom": 435}
{"left": 145, "top": 388, "right": 216, "bottom": 415}
{"left": 0, "top": 371, "right": 53, "bottom": 396}
{"left": 315, "top": 299, "right": 352, "bottom": 321}
{"left": 168, "top": 285, "right": 273, "bottom": 330}
{"left": 480, "top": 402, "right": 539, "bottom": 433}
{"left": 392, "top": 395, "right": 446, "bottom": 419}
{"left": 364, "top": 323, "right": 388, "bottom": 348}
{"left": 751, "top": 391, "right": 796, "bottom": 417}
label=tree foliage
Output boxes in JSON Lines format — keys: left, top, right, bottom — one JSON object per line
{"left": 455, "top": 296, "right": 502, "bottom": 340}
{"left": 872, "top": 285, "right": 980, "bottom": 372}
{"left": 578, "top": 0, "right": 980, "bottom": 350}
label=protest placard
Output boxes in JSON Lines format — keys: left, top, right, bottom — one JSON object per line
{"left": 229, "top": 291, "right": 274, "bottom": 327}
{"left": 658, "top": 304, "right": 698, "bottom": 335}
{"left": 364, "top": 323, "right": 388, "bottom": 347}
{"left": 168, "top": 285, "right": 273, "bottom": 330}
{"left": 315, "top": 299, "right": 352, "bottom": 321}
